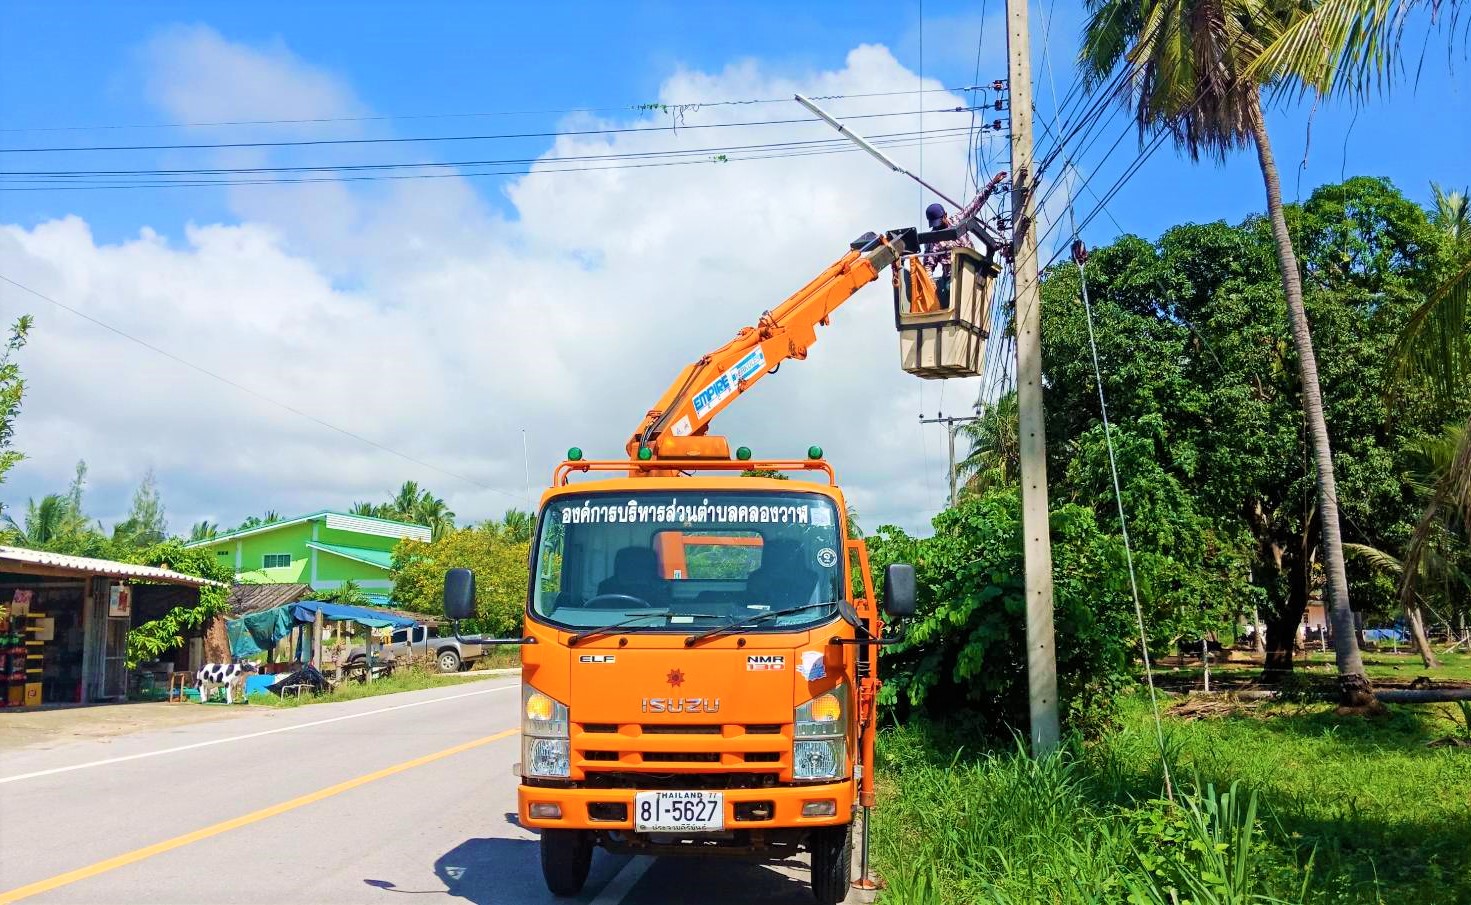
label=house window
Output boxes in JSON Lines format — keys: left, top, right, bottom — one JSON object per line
{"left": 262, "top": 554, "right": 291, "bottom": 569}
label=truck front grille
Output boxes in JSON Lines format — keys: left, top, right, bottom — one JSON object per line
{"left": 641, "top": 724, "right": 722, "bottom": 735}
{"left": 642, "top": 752, "right": 720, "bottom": 763}
{"left": 582, "top": 772, "right": 779, "bottom": 790}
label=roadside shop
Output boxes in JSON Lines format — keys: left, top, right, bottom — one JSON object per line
{"left": 0, "top": 546, "right": 220, "bottom": 706}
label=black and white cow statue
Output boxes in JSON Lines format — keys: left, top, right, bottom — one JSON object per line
{"left": 196, "top": 661, "right": 260, "bottom": 704}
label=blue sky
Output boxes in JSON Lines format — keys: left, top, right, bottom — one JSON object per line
{"left": 0, "top": 1, "right": 1466, "bottom": 534}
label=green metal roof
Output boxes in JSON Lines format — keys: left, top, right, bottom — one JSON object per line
{"left": 305, "top": 541, "right": 394, "bottom": 571}
{"left": 183, "top": 510, "right": 429, "bottom": 548}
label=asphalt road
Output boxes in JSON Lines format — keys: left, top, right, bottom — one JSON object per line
{"left": 0, "top": 681, "right": 853, "bottom": 904}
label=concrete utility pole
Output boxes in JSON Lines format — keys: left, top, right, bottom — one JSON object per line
{"left": 919, "top": 412, "right": 978, "bottom": 508}
{"left": 1006, "top": 0, "right": 1061, "bottom": 753}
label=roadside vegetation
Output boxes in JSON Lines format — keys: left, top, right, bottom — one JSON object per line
{"left": 873, "top": 694, "right": 1471, "bottom": 904}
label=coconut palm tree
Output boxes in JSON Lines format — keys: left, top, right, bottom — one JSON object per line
{"left": 957, "top": 394, "right": 1021, "bottom": 497}
{"left": 188, "top": 520, "right": 219, "bottom": 543}
{"left": 2, "top": 494, "right": 73, "bottom": 547}
{"left": 1080, "top": 0, "right": 1374, "bottom": 705}
{"left": 494, "top": 508, "right": 535, "bottom": 544}
{"left": 1388, "top": 185, "right": 1471, "bottom": 654}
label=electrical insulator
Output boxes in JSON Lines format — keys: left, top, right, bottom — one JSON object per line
{"left": 992, "top": 120, "right": 1004, "bottom": 131}
{"left": 993, "top": 99, "right": 1005, "bottom": 110}
{"left": 992, "top": 80, "right": 1007, "bottom": 91}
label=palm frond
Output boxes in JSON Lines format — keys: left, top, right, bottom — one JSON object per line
{"left": 1343, "top": 541, "right": 1404, "bottom": 574}
{"left": 1250, "top": 0, "right": 1406, "bottom": 97}
{"left": 1251, "top": 0, "right": 1467, "bottom": 99}
{"left": 1399, "top": 414, "right": 1471, "bottom": 608}
{"left": 1392, "top": 255, "right": 1471, "bottom": 400}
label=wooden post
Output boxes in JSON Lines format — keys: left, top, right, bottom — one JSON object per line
{"left": 1007, "top": 0, "right": 1060, "bottom": 754}
{"left": 313, "top": 608, "right": 324, "bottom": 669}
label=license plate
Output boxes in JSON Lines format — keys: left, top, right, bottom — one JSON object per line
{"left": 634, "top": 791, "right": 724, "bottom": 832}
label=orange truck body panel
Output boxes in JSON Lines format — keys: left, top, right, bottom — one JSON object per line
{"left": 517, "top": 469, "right": 881, "bottom": 834}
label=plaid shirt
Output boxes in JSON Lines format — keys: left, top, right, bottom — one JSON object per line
{"left": 922, "top": 191, "right": 989, "bottom": 274}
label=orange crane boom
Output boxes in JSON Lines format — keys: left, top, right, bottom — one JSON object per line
{"left": 627, "top": 230, "right": 912, "bottom": 459}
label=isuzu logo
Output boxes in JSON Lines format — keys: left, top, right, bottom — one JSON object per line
{"left": 641, "top": 697, "right": 722, "bottom": 713}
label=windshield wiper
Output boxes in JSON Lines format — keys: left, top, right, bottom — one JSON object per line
{"left": 683, "top": 601, "right": 839, "bottom": 647}
{"left": 568, "top": 610, "right": 670, "bottom": 646}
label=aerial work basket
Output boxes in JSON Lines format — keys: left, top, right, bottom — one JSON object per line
{"left": 894, "top": 246, "right": 1000, "bottom": 379}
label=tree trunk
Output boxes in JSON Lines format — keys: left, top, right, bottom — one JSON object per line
{"left": 1263, "top": 547, "right": 1310, "bottom": 680}
{"left": 1247, "top": 97, "right": 1373, "bottom": 709}
{"left": 1405, "top": 601, "right": 1439, "bottom": 669}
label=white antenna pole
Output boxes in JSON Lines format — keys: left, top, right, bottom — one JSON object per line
{"left": 521, "top": 429, "right": 533, "bottom": 512}
{"left": 795, "top": 93, "right": 966, "bottom": 210}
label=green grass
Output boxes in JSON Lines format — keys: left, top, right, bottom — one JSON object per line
{"left": 247, "top": 666, "right": 496, "bottom": 708}
{"left": 872, "top": 694, "right": 1471, "bottom": 904}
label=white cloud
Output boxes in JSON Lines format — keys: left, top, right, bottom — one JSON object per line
{"left": 2, "top": 28, "right": 1001, "bottom": 535}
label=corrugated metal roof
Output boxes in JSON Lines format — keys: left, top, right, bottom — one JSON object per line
{"left": 306, "top": 541, "right": 395, "bottom": 570}
{"left": 182, "top": 510, "right": 430, "bottom": 548}
{"left": 0, "top": 546, "right": 225, "bottom": 587}
{"left": 228, "top": 582, "right": 313, "bottom": 616}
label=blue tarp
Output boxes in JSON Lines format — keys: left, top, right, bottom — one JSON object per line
{"left": 289, "top": 601, "right": 418, "bottom": 629}
{"left": 226, "top": 600, "right": 420, "bottom": 658}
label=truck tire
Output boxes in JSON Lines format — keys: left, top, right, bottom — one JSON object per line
{"left": 539, "top": 829, "right": 592, "bottom": 897}
{"left": 435, "top": 649, "right": 461, "bottom": 673}
{"left": 809, "top": 822, "right": 853, "bottom": 905}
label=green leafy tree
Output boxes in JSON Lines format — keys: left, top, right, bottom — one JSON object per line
{"left": 124, "top": 540, "right": 233, "bottom": 667}
{"left": 865, "top": 491, "right": 1136, "bottom": 731}
{"left": 1039, "top": 178, "right": 1459, "bottom": 678}
{"left": 391, "top": 526, "right": 528, "bottom": 637}
{"left": 1080, "top": 0, "right": 1373, "bottom": 703}
{"left": 188, "top": 520, "right": 219, "bottom": 542}
{"left": 0, "top": 315, "right": 34, "bottom": 512}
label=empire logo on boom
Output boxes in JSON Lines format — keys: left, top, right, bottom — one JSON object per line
{"left": 641, "top": 697, "right": 722, "bottom": 713}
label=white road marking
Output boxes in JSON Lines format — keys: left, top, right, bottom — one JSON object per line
{"left": 591, "top": 855, "right": 655, "bottom": 905}
{"left": 0, "top": 683, "right": 518, "bottom": 785}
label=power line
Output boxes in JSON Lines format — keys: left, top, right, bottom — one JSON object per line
{"left": 0, "top": 106, "right": 982, "bottom": 155}
{"left": 0, "top": 86, "right": 995, "bottom": 135}
{"left": 0, "top": 125, "right": 984, "bottom": 179}
{"left": 0, "top": 130, "right": 987, "bottom": 192}
{"left": 0, "top": 273, "right": 521, "bottom": 500}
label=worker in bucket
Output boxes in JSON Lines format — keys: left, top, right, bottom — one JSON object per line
{"left": 922, "top": 196, "right": 984, "bottom": 309}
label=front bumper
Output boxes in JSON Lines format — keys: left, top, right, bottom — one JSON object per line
{"left": 518, "top": 779, "right": 854, "bottom": 831}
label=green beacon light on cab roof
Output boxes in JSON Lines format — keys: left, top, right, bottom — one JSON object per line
{"left": 567, "top": 447, "right": 583, "bottom": 461}
{"left": 637, "top": 446, "right": 653, "bottom": 461}
{"left": 735, "top": 446, "right": 753, "bottom": 461}
{"left": 807, "top": 445, "right": 824, "bottom": 460}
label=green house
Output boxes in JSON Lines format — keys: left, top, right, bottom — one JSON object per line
{"left": 184, "top": 511, "right": 431, "bottom": 593}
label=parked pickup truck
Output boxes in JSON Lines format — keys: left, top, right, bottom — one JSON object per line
{"left": 343, "top": 625, "right": 488, "bottom": 673}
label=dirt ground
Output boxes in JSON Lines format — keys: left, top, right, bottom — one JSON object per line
{"left": 0, "top": 701, "right": 253, "bottom": 753}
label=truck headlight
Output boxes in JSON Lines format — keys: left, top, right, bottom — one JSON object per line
{"left": 793, "top": 685, "right": 847, "bottom": 780}
{"left": 525, "top": 737, "right": 572, "bottom": 778}
{"left": 522, "top": 684, "right": 570, "bottom": 778}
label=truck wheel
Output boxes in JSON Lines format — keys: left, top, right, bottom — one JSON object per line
{"left": 436, "top": 649, "right": 461, "bottom": 673}
{"left": 809, "top": 822, "right": 853, "bottom": 905}
{"left": 539, "top": 829, "right": 592, "bottom": 898}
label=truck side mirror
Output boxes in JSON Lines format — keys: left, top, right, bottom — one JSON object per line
{"left": 444, "top": 568, "right": 476, "bottom": 621}
{"left": 882, "top": 564, "right": 916, "bottom": 619}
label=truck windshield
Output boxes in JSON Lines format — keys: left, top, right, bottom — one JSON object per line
{"left": 532, "top": 491, "right": 845, "bottom": 631}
